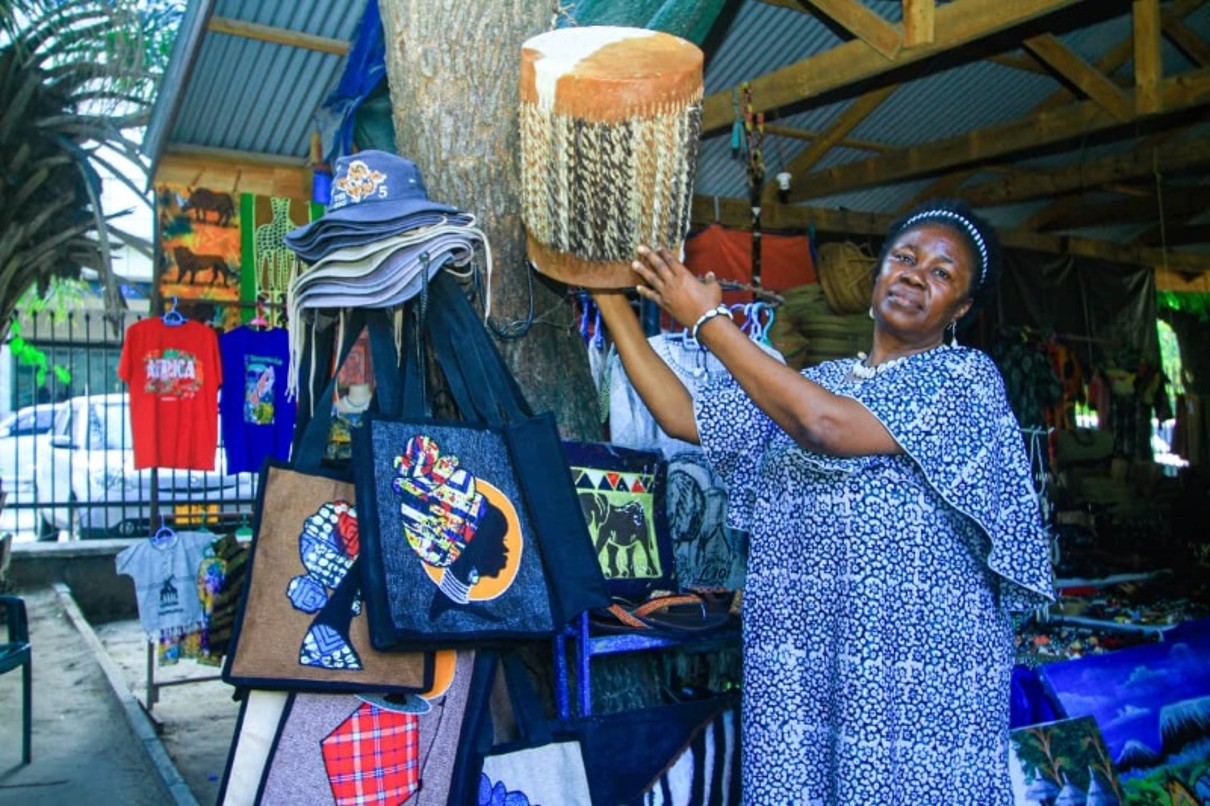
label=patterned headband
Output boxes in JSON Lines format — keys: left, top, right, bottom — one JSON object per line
{"left": 902, "top": 209, "right": 989, "bottom": 289}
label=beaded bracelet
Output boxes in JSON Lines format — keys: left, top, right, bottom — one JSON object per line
{"left": 690, "top": 304, "right": 733, "bottom": 342}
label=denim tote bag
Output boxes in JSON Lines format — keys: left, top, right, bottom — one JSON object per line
{"left": 354, "top": 273, "right": 610, "bottom": 651}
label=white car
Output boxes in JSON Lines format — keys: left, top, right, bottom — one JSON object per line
{"left": 0, "top": 403, "right": 61, "bottom": 537}
{"left": 35, "top": 393, "right": 257, "bottom": 540}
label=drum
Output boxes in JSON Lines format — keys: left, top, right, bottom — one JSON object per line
{"left": 520, "top": 26, "right": 703, "bottom": 288}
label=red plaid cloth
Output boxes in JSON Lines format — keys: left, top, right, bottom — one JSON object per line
{"left": 321, "top": 702, "right": 419, "bottom": 805}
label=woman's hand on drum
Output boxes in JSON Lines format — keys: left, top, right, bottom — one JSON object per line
{"left": 631, "top": 245, "right": 722, "bottom": 330}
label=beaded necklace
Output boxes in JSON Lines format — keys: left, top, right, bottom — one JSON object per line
{"left": 849, "top": 343, "right": 950, "bottom": 381}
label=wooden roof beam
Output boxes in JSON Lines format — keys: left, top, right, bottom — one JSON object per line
{"left": 763, "top": 123, "right": 895, "bottom": 153}
{"left": 791, "top": 67, "right": 1210, "bottom": 202}
{"left": 763, "top": 84, "right": 899, "bottom": 202}
{"left": 701, "top": 0, "right": 1083, "bottom": 134}
{"left": 207, "top": 16, "right": 349, "bottom": 55}
{"left": 1028, "top": 0, "right": 1202, "bottom": 113}
{"left": 986, "top": 52, "right": 1054, "bottom": 76}
{"left": 690, "top": 194, "right": 1210, "bottom": 273}
{"left": 801, "top": 0, "right": 902, "bottom": 59}
{"left": 1136, "top": 221, "right": 1210, "bottom": 247}
{"left": 1033, "top": 187, "right": 1204, "bottom": 232}
{"left": 902, "top": 0, "right": 935, "bottom": 47}
{"left": 1163, "top": 16, "right": 1210, "bottom": 68}
{"left": 1134, "top": 0, "right": 1163, "bottom": 114}
{"left": 1023, "top": 34, "right": 1133, "bottom": 119}
{"left": 961, "top": 133, "right": 1210, "bottom": 206}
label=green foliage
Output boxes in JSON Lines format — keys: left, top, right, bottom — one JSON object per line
{"left": 0, "top": 0, "right": 177, "bottom": 339}
{"left": 1157, "top": 318, "right": 1184, "bottom": 405}
{"left": 1157, "top": 290, "right": 1210, "bottom": 322}
{"left": 6, "top": 321, "right": 72, "bottom": 388}
{"left": 16, "top": 276, "right": 91, "bottom": 322}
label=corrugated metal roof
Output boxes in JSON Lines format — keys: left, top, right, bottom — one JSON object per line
{"left": 144, "top": 0, "right": 1210, "bottom": 252}
{"left": 145, "top": 0, "right": 366, "bottom": 171}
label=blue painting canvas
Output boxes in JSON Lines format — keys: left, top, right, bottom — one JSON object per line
{"left": 1039, "top": 618, "right": 1210, "bottom": 802}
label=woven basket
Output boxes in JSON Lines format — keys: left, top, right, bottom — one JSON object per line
{"left": 816, "top": 241, "right": 877, "bottom": 315}
{"left": 769, "top": 282, "right": 873, "bottom": 370}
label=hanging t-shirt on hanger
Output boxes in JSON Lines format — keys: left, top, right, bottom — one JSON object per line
{"left": 118, "top": 317, "right": 222, "bottom": 470}
{"left": 219, "top": 325, "right": 296, "bottom": 473}
{"left": 116, "top": 530, "right": 214, "bottom": 640}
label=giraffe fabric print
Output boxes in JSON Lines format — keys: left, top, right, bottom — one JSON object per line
{"left": 222, "top": 462, "right": 435, "bottom": 694}
{"left": 251, "top": 195, "right": 306, "bottom": 305}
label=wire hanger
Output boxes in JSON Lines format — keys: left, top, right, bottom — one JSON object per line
{"left": 249, "top": 296, "right": 271, "bottom": 330}
{"left": 162, "top": 296, "right": 186, "bottom": 327}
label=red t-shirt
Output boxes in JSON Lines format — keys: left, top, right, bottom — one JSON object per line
{"left": 118, "top": 318, "right": 223, "bottom": 470}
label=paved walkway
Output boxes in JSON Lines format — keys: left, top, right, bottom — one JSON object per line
{"left": 0, "top": 586, "right": 236, "bottom": 805}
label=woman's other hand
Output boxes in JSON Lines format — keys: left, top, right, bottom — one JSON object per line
{"left": 631, "top": 246, "right": 722, "bottom": 329}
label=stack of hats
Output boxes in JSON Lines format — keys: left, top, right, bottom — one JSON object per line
{"left": 283, "top": 150, "right": 492, "bottom": 394}
{"left": 284, "top": 150, "right": 490, "bottom": 316}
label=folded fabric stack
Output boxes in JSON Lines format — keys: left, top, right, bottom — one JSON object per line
{"left": 283, "top": 150, "right": 492, "bottom": 393}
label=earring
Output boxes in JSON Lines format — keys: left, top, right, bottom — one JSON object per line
{"left": 946, "top": 321, "right": 959, "bottom": 346}
{"left": 868, "top": 306, "right": 875, "bottom": 320}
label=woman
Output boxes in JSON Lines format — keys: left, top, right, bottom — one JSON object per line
{"left": 594, "top": 200, "right": 1054, "bottom": 804}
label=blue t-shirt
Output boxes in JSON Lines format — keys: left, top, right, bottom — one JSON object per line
{"left": 219, "top": 326, "right": 295, "bottom": 473}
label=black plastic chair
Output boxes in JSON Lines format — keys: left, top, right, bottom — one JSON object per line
{"left": 0, "top": 595, "right": 31, "bottom": 764}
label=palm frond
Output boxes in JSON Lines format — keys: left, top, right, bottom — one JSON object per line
{"left": 0, "top": 0, "right": 167, "bottom": 336}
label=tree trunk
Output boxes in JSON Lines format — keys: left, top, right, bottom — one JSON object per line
{"left": 378, "top": 0, "right": 602, "bottom": 441}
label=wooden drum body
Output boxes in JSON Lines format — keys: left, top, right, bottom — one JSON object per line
{"left": 520, "top": 26, "right": 703, "bottom": 288}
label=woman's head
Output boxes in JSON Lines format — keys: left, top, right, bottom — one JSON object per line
{"left": 871, "top": 199, "right": 1002, "bottom": 340}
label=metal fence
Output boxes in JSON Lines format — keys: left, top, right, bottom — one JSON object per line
{"left": 1, "top": 308, "right": 259, "bottom": 542}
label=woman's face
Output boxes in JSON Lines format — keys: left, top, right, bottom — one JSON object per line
{"left": 871, "top": 222, "right": 976, "bottom": 343}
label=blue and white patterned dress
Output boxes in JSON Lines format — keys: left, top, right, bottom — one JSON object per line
{"left": 695, "top": 346, "right": 1054, "bottom": 805}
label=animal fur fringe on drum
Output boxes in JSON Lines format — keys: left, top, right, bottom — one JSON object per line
{"left": 520, "top": 99, "right": 702, "bottom": 286}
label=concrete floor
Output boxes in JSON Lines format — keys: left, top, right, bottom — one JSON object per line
{"left": 0, "top": 586, "right": 237, "bottom": 805}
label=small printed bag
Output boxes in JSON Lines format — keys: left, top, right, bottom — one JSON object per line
{"left": 472, "top": 653, "right": 593, "bottom": 806}
{"left": 355, "top": 413, "right": 607, "bottom": 650}
{"left": 256, "top": 651, "right": 486, "bottom": 806}
{"left": 354, "top": 274, "right": 609, "bottom": 651}
{"left": 562, "top": 440, "right": 675, "bottom": 599}
{"left": 222, "top": 311, "right": 434, "bottom": 694}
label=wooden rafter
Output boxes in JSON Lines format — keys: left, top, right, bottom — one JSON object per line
{"left": 1137, "top": 221, "right": 1210, "bottom": 247}
{"left": 1163, "top": 17, "right": 1210, "bottom": 67}
{"left": 689, "top": 194, "right": 1210, "bottom": 273}
{"left": 790, "top": 67, "right": 1210, "bottom": 202}
{"left": 207, "top": 16, "right": 349, "bottom": 55}
{"left": 701, "top": 0, "right": 1083, "bottom": 134}
{"left": 763, "top": 123, "right": 895, "bottom": 154}
{"left": 899, "top": 171, "right": 976, "bottom": 212}
{"left": 1134, "top": 0, "right": 1163, "bottom": 114}
{"left": 986, "top": 52, "right": 1054, "bottom": 76}
{"left": 960, "top": 135, "right": 1210, "bottom": 206}
{"left": 902, "top": 0, "right": 935, "bottom": 47}
{"left": 800, "top": 0, "right": 901, "bottom": 59}
{"left": 1019, "top": 194, "right": 1093, "bottom": 231}
{"left": 762, "top": 84, "right": 899, "bottom": 202}
{"left": 1032, "top": 187, "right": 1204, "bottom": 232}
{"left": 1023, "top": 34, "right": 1132, "bottom": 119}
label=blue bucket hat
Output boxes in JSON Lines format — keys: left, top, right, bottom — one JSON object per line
{"left": 285, "top": 151, "right": 458, "bottom": 253}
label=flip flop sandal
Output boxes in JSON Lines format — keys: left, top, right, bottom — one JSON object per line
{"left": 590, "top": 594, "right": 732, "bottom": 636}
{"left": 684, "top": 588, "right": 737, "bottom": 615}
